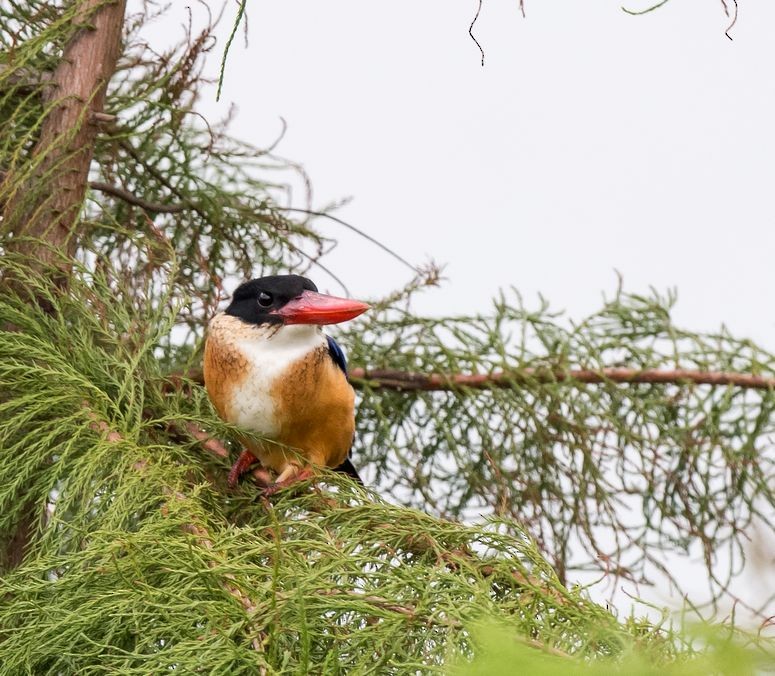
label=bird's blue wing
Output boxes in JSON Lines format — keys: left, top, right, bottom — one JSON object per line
{"left": 326, "top": 335, "right": 363, "bottom": 483}
{"left": 326, "top": 335, "right": 348, "bottom": 376}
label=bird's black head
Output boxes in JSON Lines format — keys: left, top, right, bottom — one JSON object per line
{"left": 224, "top": 274, "right": 369, "bottom": 326}
{"left": 225, "top": 275, "right": 319, "bottom": 326}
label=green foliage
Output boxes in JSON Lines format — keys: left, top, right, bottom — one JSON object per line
{"left": 1, "top": 0, "right": 328, "bottom": 334}
{"left": 3, "top": 263, "right": 770, "bottom": 671}
{"left": 1, "top": 256, "right": 772, "bottom": 671}
{"left": 345, "top": 289, "right": 775, "bottom": 596}
{"left": 93, "top": 9, "right": 328, "bottom": 330}
{"left": 0, "top": 262, "right": 636, "bottom": 672}
{"left": 453, "top": 621, "right": 769, "bottom": 675}
{"left": 0, "top": 1, "right": 774, "bottom": 672}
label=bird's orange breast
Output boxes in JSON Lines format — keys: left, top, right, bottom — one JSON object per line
{"left": 268, "top": 347, "right": 355, "bottom": 471}
{"left": 203, "top": 316, "right": 252, "bottom": 424}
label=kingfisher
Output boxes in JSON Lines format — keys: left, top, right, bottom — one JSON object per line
{"left": 203, "top": 274, "right": 369, "bottom": 492}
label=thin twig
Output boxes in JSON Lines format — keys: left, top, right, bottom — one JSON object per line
{"left": 621, "top": 0, "right": 671, "bottom": 16}
{"left": 89, "top": 181, "right": 186, "bottom": 213}
{"left": 722, "top": 0, "right": 738, "bottom": 40}
{"left": 175, "top": 503, "right": 264, "bottom": 654}
{"left": 216, "top": 0, "right": 247, "bottom": 100}
{"left": 280, "top": 207, "right": 419, "bottom": 275}
{"left": 0, "top": 63, "right": 53, "bottom": 90}
{"left": 469, "top": 0, "right": 486, "bottom": 66}
{"left": 307, "top": 589, "right": 416, "bottom": 617}
{"left": 181, "top": 421, "right": 230, "bottom": 458}
{"left": 119, "top": 140, "right": 208, "bottom": 222}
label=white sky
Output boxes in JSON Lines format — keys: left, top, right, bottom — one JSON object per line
{"left": 188, "top": 0, "right": 775, "bottom": 349}
{"left": 145, "top": 1, "right": 774, "bottom": 620}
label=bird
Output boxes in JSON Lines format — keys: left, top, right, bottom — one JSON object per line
{"left": 203, "top": 274, "right": 369, "bottom": 493}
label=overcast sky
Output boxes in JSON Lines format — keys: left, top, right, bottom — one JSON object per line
{"left": 175, "top": 0, "right": 775, "bottom": 349}
{"left": 146, "top": 1, "right": 774, "bottom": 616}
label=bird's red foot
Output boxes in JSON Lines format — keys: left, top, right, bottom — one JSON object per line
{"left": 227, "top": 449, "right": 258, "bottom": 488}
{"left": 263, "top": 467, "right": 315, "bottom": 497}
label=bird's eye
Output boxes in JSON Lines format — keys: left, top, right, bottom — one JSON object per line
{"left": 257, "top": 291, "right": 273, "bottom": 307}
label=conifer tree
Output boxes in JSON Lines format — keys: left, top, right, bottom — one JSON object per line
{"left": 0, "top": 2, "right": 772, "bottom": 672}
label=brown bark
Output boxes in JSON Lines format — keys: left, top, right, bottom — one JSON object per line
{"left": 0, "top": 0, "right": 127, "bottom": 572}
{"left": 173, "top": 366, "right": 775, "bottom": 392}
{"left": 0, "top": 506, "right": 35, "bottom": 571}
{"left": 3, "top": 0, "right": 127, "bottom": 273}
{"left": 349, "top": 367, "right": 775, "bottom": 391}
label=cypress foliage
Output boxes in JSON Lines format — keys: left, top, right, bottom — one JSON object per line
{"left": 0, "top": 2, "right": 773, "bottom": 672}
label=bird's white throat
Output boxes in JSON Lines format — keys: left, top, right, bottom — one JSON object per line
{"left": 238, "top": 323, "right": 326, "bottom": 366}
{"left": 230, "top": 322, "right": 327, "bottom": 437}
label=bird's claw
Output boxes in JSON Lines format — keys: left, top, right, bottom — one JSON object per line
{"left": 228, "top": 451, "right": 315, "bottom": 496}
{"left": 261, "top": 467, "right": 315, "bottom": 497}
{"left": 227, "top": 449, "right": 258, "bottom": 488}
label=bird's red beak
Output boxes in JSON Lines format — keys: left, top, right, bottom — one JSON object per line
{"left": 273, "top": 290, "right": 369, "bottom": 325}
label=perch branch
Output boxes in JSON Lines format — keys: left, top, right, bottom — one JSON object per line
{"left": 350, "top": 367, "right": 775, "bottom": 391}
{"left": 171, "top": 367, "right": 775, "bottom": 392}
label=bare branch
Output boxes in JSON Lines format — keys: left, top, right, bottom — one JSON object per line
{"left": 351, "top": 367, "right": 775, "bottom": 391}
{"left": 280, "top": 207, "right": 419, "bottom": 275}
{"left": 171, "top": 366, "right": 775, "bottom": 392}
{"left": 89, "top": 181, "right": 186, "bottom": 213}
{"left": 166, "top": 368, "right": 775, "bottom": 392}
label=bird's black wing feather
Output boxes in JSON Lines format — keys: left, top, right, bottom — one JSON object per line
{"left": 335, "top": 457, "right": 362, "bottom": 484}
{"left": 326, "top": 335, "right": 363, "bottom": 484}
{"left": 326, "top": 335, "right": 348, "bottom": 375}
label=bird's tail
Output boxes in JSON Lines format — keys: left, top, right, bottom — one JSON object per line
{"left": 334, "top": 458, "right": 363, "bottom": 484}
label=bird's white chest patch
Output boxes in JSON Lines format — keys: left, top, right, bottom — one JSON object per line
{"left": 228, "top": 323, "right": 327, "bottom": 437}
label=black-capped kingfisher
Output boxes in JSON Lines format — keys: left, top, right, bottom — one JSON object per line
{"left": 203, "top": 274, "right": 369, "bottom": 492}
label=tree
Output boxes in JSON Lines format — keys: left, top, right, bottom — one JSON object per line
{"left": 0, "top": 1, "right": 772, "bottom": 672}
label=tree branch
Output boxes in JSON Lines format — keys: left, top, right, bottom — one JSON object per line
{"left": 172, "top": 366, "right": 775, "bottom": 392}
{"left": 89, "top": 181, "right": 186, "bottom": 213}
{"left": 0, "top": 63, "right": 53, "bottom": 92}
{"left": 351, "top": 367, "right": 775, "bottom": 391}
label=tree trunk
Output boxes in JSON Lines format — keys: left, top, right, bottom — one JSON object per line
{"left": 3, "top": 0, "right": 127, "bottom": 273}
